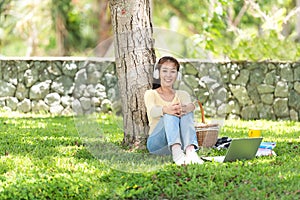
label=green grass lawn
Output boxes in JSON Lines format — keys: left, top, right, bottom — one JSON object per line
{"left": 0, "top": 113, "right": 299, "bottom": 199}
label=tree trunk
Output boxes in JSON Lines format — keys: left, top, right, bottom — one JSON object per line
{"left": 109, "top": 0, "right": 155, "bottom": 149}
{"left": 96, "top": 0, "right": 112, "bottom": 56}
{"left": 296, "top": 0, "right": 300, "bottom": 41}
{"left": 55, "top": 13, "right": 67, "bottom": 56}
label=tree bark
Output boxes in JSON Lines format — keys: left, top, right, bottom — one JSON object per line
{"left": 109, "top": 0, "right": 155, "bottom": 149}
{"left": 55, "top": 14, "right": 67, "bottom": 56}
{"left": 296, "top": 0, "right": 300, "bottom": 41}
{"left": 96, "top": 0, "right": 112, "bottom": 56}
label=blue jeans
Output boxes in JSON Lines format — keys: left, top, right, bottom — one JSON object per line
{"left": 147, "top": 112, "right": 199, "bottom": 155}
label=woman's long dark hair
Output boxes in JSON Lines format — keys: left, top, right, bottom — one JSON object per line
{"left": 152, "top": 56, "right": 180, "bottom": 89}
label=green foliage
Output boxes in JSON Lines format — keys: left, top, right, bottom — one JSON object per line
{"left": 196, "top": 30, "right": 300, "bottom": 61}
{"left": 1, "top": 0, "right": 300, "bottom": 60}
{"left": 51, "top": 0, "right": 87, "bottom": 55}
{"left": 0, "top": 0, "right": 99, "bottom": 56}
{"left": 0, "top": 113, "right": 299, "bottom": 199}
{"left": 153, "top": 0, "right": 300, "bottom": 61}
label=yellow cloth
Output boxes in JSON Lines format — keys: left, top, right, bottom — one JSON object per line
{"left": 144, "top": 89, "right": 192, "bottom": 135}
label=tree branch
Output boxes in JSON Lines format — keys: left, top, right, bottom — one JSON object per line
{"left": 233, "top": 1, "right": 250, "bottom": 27}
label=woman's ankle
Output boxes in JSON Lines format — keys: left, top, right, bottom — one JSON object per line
{"left": 185, "top": 145, "right": 196, "bottom": 155}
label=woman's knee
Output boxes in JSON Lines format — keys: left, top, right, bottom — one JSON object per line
{"left": 181, "top": 112, "right": 194, "bottom": 121}
{"left": 163, "top": 114, "right": 180, "bottom": 122}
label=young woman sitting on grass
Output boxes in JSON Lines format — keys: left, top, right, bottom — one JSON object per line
{"left": 144, "top": 56, "right": 203, "bottom": 165}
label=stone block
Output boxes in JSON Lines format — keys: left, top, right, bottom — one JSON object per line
{"left": 101, "top": 99, "right": 112, "bottom": 113}
{"left": 87, "top": 71, "right": 102, "bottom": 85}
{"left": 230, "top": 69, "right": 249, "bottom": 86}
{"left": 80, "top": 97, "right": 92, "bottom": 111}
{"left": 17, "top": 61, "right": 30, "bottom": 72}
{"left": 94, "top": 84, "right": 107, "bottom": 99}
{"left": 229, "top": 85, "right": 252, "bottom": 106}
{"left": 75, "top": 69, "right": 88, "bottom": 86}
{"left": 32, "top": 100, "right": 49, "bottom": 113}
{"left": 265, "top": 70, "right": 277, "bottom": 85}
{"left": 104, "top": 73, "right": 118, "bottom": 88}
{"left": 261, "top": 94, "right": 274, "bottom": 105}
{"left": 50, "top": 105, "right": 64, "bottom": 115}
{"left": 208, "top": 65, "right": 222, "bottom": 82}
{"left": 0, "top": 98, "right": 6, "bottom": 107}
{"left": 241, "top": 105, "right": 258, "bottom": 120}
{"left": 61, "top": 96, "right": 73, "bottom": 107}
{"left": 72, "top": 99, "right": 83, "bottom": 115}
{"left": 3, "top": 64, "right": 18, "bottom": 85}
{"left": 24, "top": 69, "right": 39, "bottom": 87}
{"left": 73, "top": 84, "right": 86, "bottom": 99}
{"left": 274, "top": 98, "right": 289, "bottom": 118}
{"left": 288, "top": 90, "right": 300, "bottom": 110}
{"left": 290, "top": 109, "right": 299, "bottom": 121}
{"left": 17, "top": 99, "right": 31, "bottom": 113}
{"left": 45, "top": 93, "right": 61, "bottom": 106}
{"left": 280, "top": 64, "right": 293, "bottom": 81}
{"left": 61, "top": 106, "right": 74, "bottom": 115}
{"left": 257, "top": 84, "right": 275, "bottom": 94}
{"left": 249, "top": 68, "right": 264, "bottom": 86}
{"left": 29, "top": 81, "right": 51, "bottom": 100}
{"left": 275, "top": 81, "right": 288, "bottom": 97}
{"left": 6, "top": 97, "right": 18, "bottom": 111}
{"left": 226, "top": 100, "right": 240, "bottom": 114}
{"left": 247, "top": 85, "right": 260, "bottom": 104}
{"left": 294, "top": 82, "right": 300, "bottom": 94}
{"left": 16, "top": 83, "right": 29, "bottom": 100}
{"left": 183, "top": 63, "right": 198, "bottom": 75}
{"left": 184, "top": 75, "right": 199, "bottom": 87}
{"left": 257, "top": 103, "right": 275, "bottom": 120}
{"left": 0, "top": 80, "right": 16, "bottom": 97}
{"left": 51, "top": 76, "right": 74, "bottom": 95}
{"left": 219, "top": 63, "right": 228, "bottom": 74}
{"left": 217, "top": 103, "right": 227, "bottom": 116}
{"left": 294, "top": 66, "right": 300, "bottom": 81}
{"left": 47, "top": 62, "right": 62, "bottom": 76}
{"left": 196, "top": 63, "right": 209, "bottom": 78}
{"left": 62, "top": 63, "right": 78, "bottom": 77}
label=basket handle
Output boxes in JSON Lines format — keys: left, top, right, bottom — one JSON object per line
{"left": 197, "top": 100, "right": 206, "bottom": 124}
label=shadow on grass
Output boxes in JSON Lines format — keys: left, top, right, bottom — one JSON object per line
{"left": 73, "top": 114, "right": 176, "bottom": 173}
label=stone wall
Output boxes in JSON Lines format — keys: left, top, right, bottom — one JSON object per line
{"left": 0, "top": 57, "right": 299, "bottom": 121}
{"left": 0, "top": 57, "right": 117, "bottom": 116}
{"left": 179, "top": 60, "right": 300, "bottom": 121}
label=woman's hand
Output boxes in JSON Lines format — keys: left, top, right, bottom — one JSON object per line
{"left": 162, "top": 102, "right": 195, "bottom": 117}
{"left": 162, "top": 102, "right": 182, "bottom": 117}
{"left": 180, "top": 103, "right": 195, "bottom": 116}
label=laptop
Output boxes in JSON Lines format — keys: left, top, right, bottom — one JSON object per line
{"left": 201, "top": 137, "right": 263, "bottom": 163}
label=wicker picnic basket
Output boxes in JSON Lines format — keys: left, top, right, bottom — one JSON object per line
{"left": 195, "top": 101, "right": 219, "bottom": 148}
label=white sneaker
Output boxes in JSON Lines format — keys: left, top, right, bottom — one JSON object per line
{"left": 186, "top": 151, "right": 204, "bottom": 165}
{"left": 174, "top": 154, "right": 186, "bottom": 165}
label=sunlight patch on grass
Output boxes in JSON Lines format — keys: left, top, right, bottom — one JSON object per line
{"left": 54, "top": 157, "right": 96, "bottom": 173}
{"left": 1, "top": 155, "right": 35, "bottom": 184}
{"left": 56, "top": 146, "right": 81, "bottom": 157}
{"left": 220, "top": 119, "right": 300, "bottom": 140}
